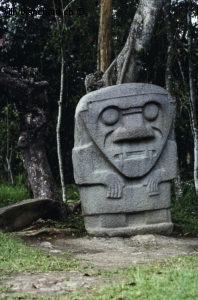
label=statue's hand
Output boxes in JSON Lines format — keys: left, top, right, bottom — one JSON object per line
{"left": 148, "top": 177, "right": 160, "bottom": 196}
{"left": 105, "top": 173, "right": 124, "bottom": 199}
{"left": 146, "top": 169, "right": 165, "bottom": 196}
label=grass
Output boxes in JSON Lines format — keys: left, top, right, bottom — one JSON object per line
{"left": 0, "top": 175, "right": 31, "bottom": 208}
{"left": 0, "top": 181, "right": 80, "bottom": 208}
{"left": 0, "top": 184, "right": 30, "bottom": 208}
{"left": 1, "top": 230, "right": 198, "bottom": 300}
{"left": 0, "top": 227, "right": 198, "bottom": 299}
{"left": 66, "top": 255, "right": 198, "bottom": 300}
{"left": 0, "top": 232, "right": 78, "bottom": 277}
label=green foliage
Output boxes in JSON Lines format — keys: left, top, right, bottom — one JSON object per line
{"left": 172, "top": 182, "right": 198, "bottom": 236}
{"left": 0, "top": 183, "right": 80, "bottom": 208}
{"left": 0, "top": 175, "right": 31, "bottom": 208}
{"left": 0, "top": 232, "right": 78, "bottom": 277}
{"left": 62, "top": 213, "right": 85, "bottom": 236}
{"left": 66, "top": 183, "right": 79, "bottom": 203}
{"left": 0, "top": 0, "right": 100, "bottom": 183}
{"left": 0, "top": 102, "right": 23, "bottom": 180}
{"left": 0, "top": 184, "right": 30, "bottom": 208}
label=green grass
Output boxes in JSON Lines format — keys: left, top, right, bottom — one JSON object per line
{"left": 0, "top": 182, "right": 79, "bottom": 208}
{"left": 0, "top": 175, "right": 31, "bottom": 208}
{"left": 0, "top": 184, "right": 31, "bottom": 208}
{"left": 0, "top": 233, "right": 198, "bottom": 299}
{"left": 67, "top": 255, "right": 198, "bottom": 300}
{"left": 1, "top": 236, "right": 198, "bottom": 300}
{"left": 0, "top": 232, "right": 78, "bottom": 277}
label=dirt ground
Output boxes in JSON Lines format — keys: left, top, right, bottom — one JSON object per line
{"left": 1, "top": 232, "right": 198, "bottom": 298}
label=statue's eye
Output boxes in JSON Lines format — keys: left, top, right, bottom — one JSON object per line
{"left": 143, "top": 102, "right": 159, "bottom": 121}
{"left": 101, "top": 107, "right": 120, "bottom": 125}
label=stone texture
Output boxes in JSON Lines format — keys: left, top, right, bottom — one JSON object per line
{"left": 72, "top": 83, "right": 177, "bottom": 236}
{"left": 0, "top": 199, "right": 63, "bottom": 231}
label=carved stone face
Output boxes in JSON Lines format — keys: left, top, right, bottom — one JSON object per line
{"left": 79, "top": 84, "right": 174, "bottom": 178}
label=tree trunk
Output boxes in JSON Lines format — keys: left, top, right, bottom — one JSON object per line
{"left": 85, "top": 0, "right": 163, "bottom": 92}
{"left": 194, "top": 130, "right": 198, "bottom": 192}
{"left": 6, "top": 102, "right": 14, "bottom": 184}
{"left": 165, "top": 0, "right": 182, "bottom": 201}
{"left": 98, "top": 0, "right": 112, "bottom": 72}
{"left": 18, "top": 107, "right": 61, "bottom": 201}
{"left": 165, "top": 0, "right": 174, "bottom": 94}
{"left": 56, "top": 48, "right": 67, "bottom": 202}
{"left": 102, "top": 0, "right": 164, "bottom": 86}
{"left": 53, "top": 0, "right": 79, "bottom": 203}
{"left": 0, "top": 64, "right": 62, "bottom": 201}
{"left": 187, "top": 3, "right": 198, "bottom": 193}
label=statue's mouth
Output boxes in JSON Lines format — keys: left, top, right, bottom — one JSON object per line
{"left": 114, "top": 150, "right": 156, "bottom": 161}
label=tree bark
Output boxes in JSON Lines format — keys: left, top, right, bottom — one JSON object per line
{"left": 187, "top": 3, "right": 198, "bottom": 193}
{"left": 165, "top": 0, "right": 182, "bottom": 201}
{"left": 85, "top": 0, "right": 163, "bottom": 92}
{"left": 98, "top": 0, "right": 112, "bottom": 72}
{"left": 104, "top": 0, "right": 163, "bottom": 85}
{"left": 53, "top": 0, "right": 78, "bottom": 203}
{"left": 0, "top": 64, "right": 62, "bottom": 201}
{"left": 56, "top": 48, "right": 67, "bottom": 202}
{"left": 18, "top": 107, "right": 61, "bottom": 200}
{"left": 165, "top": 0, "right": 174, "bottom": 94}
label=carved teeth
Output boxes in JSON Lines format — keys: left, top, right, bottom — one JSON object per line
{"left": 114, "top": 150, "right": 156, "bottom": 160}
{"left": 126, "top": 151, "right": 145, "bottom": 159}
{"left": 148, "top": 150, "right": 156, "bottom": 159}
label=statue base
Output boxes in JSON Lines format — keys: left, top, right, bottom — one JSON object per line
{"left": 84, "top": 209, "right": 173, "bottom": 237}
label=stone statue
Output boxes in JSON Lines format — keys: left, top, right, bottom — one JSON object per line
{"left": 72, "top": 83, "right": 177, "bottom": 236}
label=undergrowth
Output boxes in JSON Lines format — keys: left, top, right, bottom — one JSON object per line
{"left": 171, "top": 181, "right": 198, "bottom": 236}
{"left": 0, "top": 181, "right": 79, "bottom": 208}
{"left": 0, "top": 175, "right": 31, "bottom": 208}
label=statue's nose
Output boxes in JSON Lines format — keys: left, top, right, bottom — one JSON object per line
{"left": 112, "top": 113, "right": 154, "bottom": 143}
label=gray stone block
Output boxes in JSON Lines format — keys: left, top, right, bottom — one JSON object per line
{"left": 72, "top": 83, "right": 177, "bottom": 236}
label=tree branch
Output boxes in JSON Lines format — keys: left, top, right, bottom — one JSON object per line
{"left": 0, "top": 64, "right": 48, "bottom": 99}
{"left": 85, "top": 0, "right": 163, "bottom": 92}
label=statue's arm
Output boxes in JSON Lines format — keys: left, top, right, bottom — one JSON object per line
{"left": 72, "top": 145, "right": 124, "bottom": 199}
{"left": 144, "top": 140, "right": 177, "bottom": 195}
